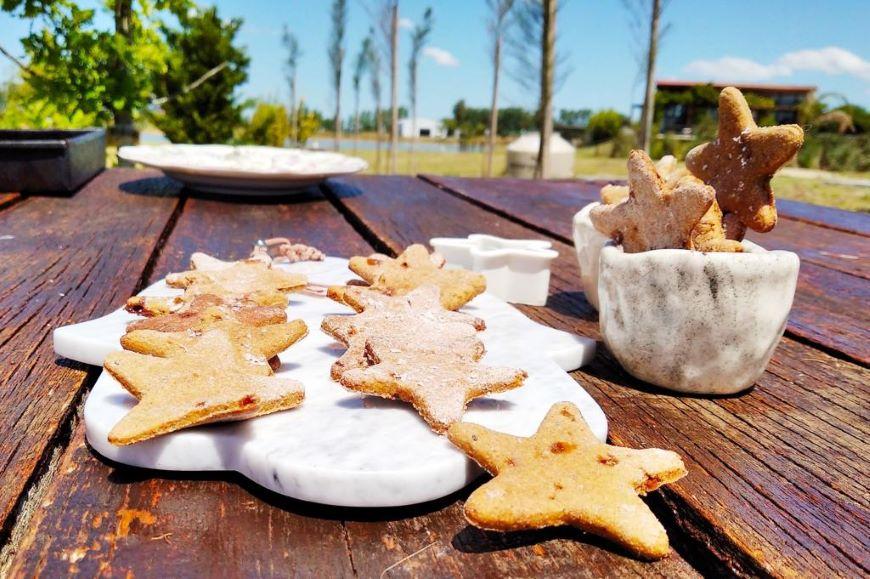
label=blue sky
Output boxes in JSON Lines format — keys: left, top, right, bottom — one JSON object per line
{"left": 2, "top": 0, "right": 869, "bottom": 120}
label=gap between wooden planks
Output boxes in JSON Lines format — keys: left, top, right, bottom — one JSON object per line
{"left": 0, "top": 169, "right": 182, "bottom": 546}
{"left": 323, "top": 174, "right": 869, "bottom": 577}
{"left": 5, "top": 176, "right": 697, "bottom": 578}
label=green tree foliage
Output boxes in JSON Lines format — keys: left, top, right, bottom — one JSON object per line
{"left": 240, "top": 102, "right": 290, "bottom": 147}
{"left": 587, "top": 109, "right": 627, "bottom": 143}
{"left": 2, "top": 0, "right": 191, "bottom": 126}
{"left": 557, "top": 108, "right": 591, "bottom": 127}
{"left": 150, "top": 6, "right": 249, "bottom": 143}
{"left": 443, "top": 100, "right": 536, "bottom": 138}
{"left": 0, "top": 76, "right": 98, "bottom": 127}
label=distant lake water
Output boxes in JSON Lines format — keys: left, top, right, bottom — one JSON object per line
{"left": 138, "top": 131, "right": 482, "bottom": 153}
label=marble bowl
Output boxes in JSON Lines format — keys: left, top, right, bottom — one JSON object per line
{"left": 572, "top": 202, "right": 610, "bottom": 310}
{"left": 597, "top": 241, "right": 799, "bottom": 395}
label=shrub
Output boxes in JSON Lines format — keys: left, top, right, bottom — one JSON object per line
{"left": 588, "top": 109, "right": 627, "bottom": 144}
{"left": 240, "top": 102, "right": 290, "bottom": 147}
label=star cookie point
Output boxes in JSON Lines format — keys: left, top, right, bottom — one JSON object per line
{"left": 448, "top": 402, "right": 687, "bottom": 560}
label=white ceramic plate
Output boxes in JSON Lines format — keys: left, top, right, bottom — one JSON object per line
{"left": 118, "top": 144, "right": 368, "bottom": 195}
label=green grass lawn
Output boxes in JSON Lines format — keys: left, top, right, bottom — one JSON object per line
{"left": 350, "top": 145, "right": 869, "bottom": 212}
{"left": 110, "top": 142, "right": 870, "bottom": 212}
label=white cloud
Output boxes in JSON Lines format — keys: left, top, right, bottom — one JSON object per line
{"left": 683, "top": 47, "right": 870, "bottom": 83}
{"left": 423, "top": 46, "right": 459, "bottom": 67}
{"left": 684, "top": 57, "right": 788, "bottom": 81}
{"left": 398, "top": 17, "right": 414, "bottom": 30}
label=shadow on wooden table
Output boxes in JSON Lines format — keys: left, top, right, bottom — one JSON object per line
{"left": 119, "top": 178, "right": 328, "bottom": 205}
{"left": 451, "top": 523, "right": 639, "bottom": 559}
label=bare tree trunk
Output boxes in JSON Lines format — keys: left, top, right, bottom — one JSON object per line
{"left": 410, "top": 90, "right": 416, "bottom": 173}
{"left": 111, "top": 0, "right": 137, "bottom": 147}
{"left": 389, "top": 2, "right": 399, "bottom": 174}
{"left": 334, "top": 71, "right": 342, "bottom": 151}
{"left": 639, "top": 0, "right": 660, "bottom": 153}
{"left": 535, "top": 0, "right": 556, "bottom": 180}
{"left": 353, "top": 89, "right": 360, "bottom": 156}
{"left": 486, "top": 33, "right": 502, "bottom": 177}
{"left": 375, "top": 105, "right": 383, "bottom": 173}
{"left": 290, "top": 76, "right": 297, "bottom": 143}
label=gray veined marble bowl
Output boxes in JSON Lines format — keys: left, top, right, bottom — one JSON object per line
{"left": 597, "top": 241, "right": 800, "bottom": 395}
{"left": 572, "top": 202, "right": 610, "bottom": 310}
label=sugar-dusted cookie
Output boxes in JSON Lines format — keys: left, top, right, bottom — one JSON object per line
{"left": 121, "top": 319, "right": 308, "bottom": 375}
{"left": 322, "top": 285, "right": 485, "bottom": 380}
{"left": 685, "top": 87, "right": 804, "bottom": 238}
{"left": 165, "top": 252, "right": 307, "bottom": 307}
{"left": 599, "top": 155, "right": 685, "bottom": 205}
{"left": 448, "top": 402, "right": 687, "bottom": 560}
{"left": 104, "top": 330, "right": 305, "bottom": 445}
{"left": 349, "top": 244, "right": 486, "bottom": 310}
{"left": 341, "top": 338, "right": 527, "bottom": 433}
{"left": 590, "top": 150, "right": 714, "bottom": 253}
{"left": 126, "top": 294, "right": 287, "bottom": 332}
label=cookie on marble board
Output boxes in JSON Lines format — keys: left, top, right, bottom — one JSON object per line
{"left": 341, "top": 338, "right": 527, "bottom": 433}
{"left": 348, "top": 244, "right": 486, "bottom": 310}
{"left": 104, "top": 329, "right": 305, "bottom": 445}
{"left": 322, "top": 285, "right": 485, "bottom": 380}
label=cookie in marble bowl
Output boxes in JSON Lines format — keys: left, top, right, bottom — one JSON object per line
{"left": 597, "top": 241, "right": 799, "bottom": 395}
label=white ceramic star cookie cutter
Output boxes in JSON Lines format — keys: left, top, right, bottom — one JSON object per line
{"left": 429, "top": 234, "right": 558, "bottom": 306}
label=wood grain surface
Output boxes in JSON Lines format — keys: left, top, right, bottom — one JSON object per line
{"left": 325, "top": 175, "right": 870, "bottom": 577}
{"left": 0, "top": 169, "right": 180, "bottom": 540}
{"left": 2, "top": 170, "right": 867, "bottom": 578}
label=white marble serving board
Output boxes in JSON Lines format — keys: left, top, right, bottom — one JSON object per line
{"left": 54, "top": 257, "right": 604, "bottom": 507}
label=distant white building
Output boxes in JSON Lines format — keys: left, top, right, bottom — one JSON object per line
{"left": 397, "top": 117, "right": 446, "bottom": 139}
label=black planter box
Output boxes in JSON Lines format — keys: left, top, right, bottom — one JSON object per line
{"left": 0, "top": 128, "right": 106, "bottom": 193}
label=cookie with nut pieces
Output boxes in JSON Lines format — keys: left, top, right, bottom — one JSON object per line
{"left": 448, "top": 402, "right": 687, "bottom": 560}
{"left": 349, "top": 244, "right": 486, "bottom": 310}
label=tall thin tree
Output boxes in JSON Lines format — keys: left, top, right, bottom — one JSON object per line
{"left": 407, "top": 7, "right": 433, "bottom": 166}
{"left": 328, "top": 0, "right": 348, "bottom": 151}
{"left": 640, "top": 0, "right": 662, "bottom": 153}
{"left": 352, "top": 40, "right": 368, "bottom": 155}
{"left": 485, "top": 0, "right": 515, "bottom": 177}
{"left": 535, "top": 0, "right": 556, "bottom": 179}
{"left": 282, "top": 26, "right": 302, "bottom": 143}
{"left": 622, "top": 0, "right": 670, "bottom": 152}
{"left": 388, "top": 1, "right": 399, "bottom": 174}
{"left": 364, "top": 32, "right": 384, "bottom": 172}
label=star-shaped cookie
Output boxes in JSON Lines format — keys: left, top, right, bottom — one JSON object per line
{"left": 590, "top": 150, "right": 714, "bottom": 253}
{"left": 448, "top": 402, "right": 687, "bottom": 560}
{"left": 685, "top": 86, "right": 804, "bottom": 238}
{"left": 341, "top": 338, "right": 527, "bottom": 433}
{"left": 322, "top": 285, "right": 485, "bottom": 380}
{"left": 599, "top": 155, "right": 685, "bottom": 205}
{"left": 104, "top": 330, "right": 305, "bottom": 445}
{"left": 121, "top": 319, "right": 308, "bottom": 375}
{"left": 166, "top": 253, "right": 307, "bottom": 306}
{"left": 349, "top": 244, "right": 486, "bottom": 310}
{"left": 126, "top": 294, "right": 287, "bottom": 332}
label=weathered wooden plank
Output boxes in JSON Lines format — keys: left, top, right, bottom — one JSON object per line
{"left": 778, "top": 198, "right": 870, "bottom": 237}
{"left": 7, "top": 185, "right": 364, "bottom": 577}
{"left": 0, "top": 169, "right": 180, "bottom": 539}
{"left": 424, "top": 175, "right": 870, "bottom": 361}
{"left": 324, "top": 175, "right": 870, "bottom": 577}
{"left": 425, "top": 175, "right": 870, "bottom": 238}
{"left": 0, "top": 192, "right": 21, "bottom": 211}
{"left": 6, "top": 179, "right": 692, "bottom": 577}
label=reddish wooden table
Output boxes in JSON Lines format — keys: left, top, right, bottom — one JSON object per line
{"left": 0, "top": 169, "right": 867, "bottom": 577}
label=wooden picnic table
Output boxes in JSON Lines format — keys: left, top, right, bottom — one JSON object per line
{"left": 0, "top": 169, "right": 867, "bottom": 577}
